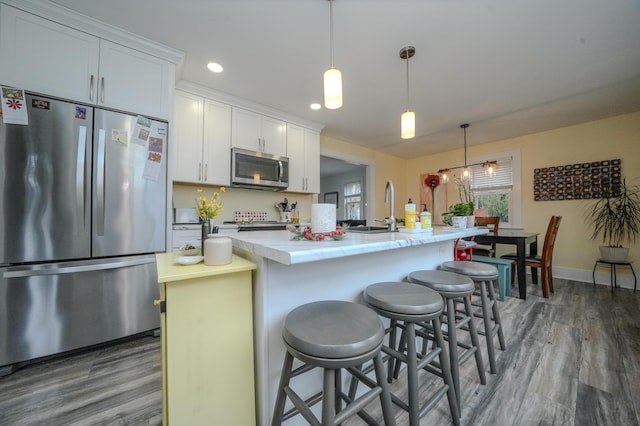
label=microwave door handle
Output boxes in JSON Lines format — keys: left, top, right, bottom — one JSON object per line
{"left": 278, "top": 161, "right": 283, "bottom": 181}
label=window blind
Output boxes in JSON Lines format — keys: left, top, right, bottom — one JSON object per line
{"left": 471, "top": 158, "right": 513, "bottom": 191}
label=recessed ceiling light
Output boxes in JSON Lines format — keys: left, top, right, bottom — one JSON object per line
{"left": 207, "top": 62, "right": 223, "bottom": 73}
{"left": 310, "top": 103, "right": 322, "bottom": 110}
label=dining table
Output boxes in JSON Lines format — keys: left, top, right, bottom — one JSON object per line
{"left": 474, "top": 229, "right": 540, "bottom": 299}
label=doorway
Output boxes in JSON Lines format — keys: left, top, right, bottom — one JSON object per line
{"left": 319, "top": 154, "right": 374, "bottom": 224}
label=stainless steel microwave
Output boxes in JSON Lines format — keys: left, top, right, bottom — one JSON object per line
{"left": 231, "top": 148, "right": 289, "bottom": 191}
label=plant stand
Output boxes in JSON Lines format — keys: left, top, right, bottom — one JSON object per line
{"left": 592, "top": 259, "right": 637, "bottom": 293}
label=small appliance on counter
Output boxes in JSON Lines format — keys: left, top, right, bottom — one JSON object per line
{"left": 174, "top": 207, "right": 199, "bottom": 224}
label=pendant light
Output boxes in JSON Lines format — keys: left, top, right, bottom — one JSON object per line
{"left": 400, "top": 46, "right": 416, "bottom": 139}
{"left": 324, "top": 0, "right": 342, "bottom": 109}
{"left": 461, "top": 123, "right": 470, "bottom": 181}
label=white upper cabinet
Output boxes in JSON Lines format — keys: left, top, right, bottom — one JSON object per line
{"left": 173, "top": 91, "right": 204, "bottom": 183}
{"left": 232, "top": 107, "right": 286, "bottom": 156}
{"left": 287, "top": 124, "right": 320, "bottom": 193}
{"left": 0, "top": 4, "right": 173, "bottom": 119}
{"left": 173, "top": 90, "right": 231, "bottom": 186}
{"left": 202, "top": 99, "right": 232, "bottom": 185}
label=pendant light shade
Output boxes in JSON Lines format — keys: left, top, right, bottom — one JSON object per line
{"left": 400, "top": 46, "right": 415, "bottom": 139}
{"left": 401, "top": 111, "right": 415, "bottom": 139}
{"left": 324, "top": 67, "right": 342, "bottom": 110}
{"left": 324, "top": 0, "right": 342, "bottom": 109}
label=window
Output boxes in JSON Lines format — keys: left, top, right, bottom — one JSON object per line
{"left": 469, "top": 150, "right": 521, "bottom": 228}
{"left": 343, "top": 180, "right": 362, "bottom": 220}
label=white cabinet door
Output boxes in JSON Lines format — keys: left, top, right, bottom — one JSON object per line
{"left": 0, "top": 4, "right": 99, "bottom": 104}
{"left": 260, "top": 115, "right": 287, "bottom": 157}
{"left": 98, "top": 40, "right": 172, "bottom": 119}
{"left": 232, "top": 108, "right": 262, "bottom": 151}
{"left": 286, "top": 124, "right": 320, "bottom": 193}
{"left": 287, "top": 124, "right": 306, "bottom": 192}
{"left": 173, "top": 92, "right": 232, "bottom": 185}
{"left": 0, "top": 5, "right": 173, "bottom": 119}
{"left": 173, "top": 91, "right": 204, "bottom": 183}
{"left": 232, "top": 107, "right": 286, "bottom": 156}
{"left": 202, "top": 99, "right": 231, "bottom": 186}
{"left": 304, "top": 129, "right": 321, "bottom": 193}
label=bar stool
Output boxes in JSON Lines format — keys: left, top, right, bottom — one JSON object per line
{"left": 271, "top": 300, "right": 396, "bottom": 426}
{"left": 362, "top": 282, "right": 460, "bottom": 426}
{"left": 406, "top": 270, "right": 487, "bottom": 412}
{"left": 441, "top": 261, "right": 506, "bottom": 374}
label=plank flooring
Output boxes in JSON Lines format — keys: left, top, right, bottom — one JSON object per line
{"left": 1, "top": 277, "right": 639, "bottom": 425}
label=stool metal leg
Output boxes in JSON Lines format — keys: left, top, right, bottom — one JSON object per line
{"left": 322, "top": 368, "right": 336, "bottom": 426}
{"left": 479, "top": 281, "right": 497, "bottom": 374}
{"left": 445, "top": 297, "right": 461, "bottom": 412}
{"left": 406, "top": 322, "right": 419, "bottom": 426}
{"left": 272, "top": 352, "right": 294, "bottom": 426}
{"left": 432, "top": 316, "right": 460, "bottom": 422}
{"left": 372, "top": 352, "right": 397, "bottom": 426}
{"left": 462, "top": 297, "right": 486, "bottom": 385}
{"left": 485, "top": 278, "right": 506, "bottom": 351}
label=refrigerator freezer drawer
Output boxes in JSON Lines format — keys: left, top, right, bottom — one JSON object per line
{"left": 0, "top": 255, "right": 160, "bottom": 367}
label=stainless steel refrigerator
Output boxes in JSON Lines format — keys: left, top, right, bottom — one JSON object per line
{"left": 0, "top": 92, "right": 167, "bottom": 371}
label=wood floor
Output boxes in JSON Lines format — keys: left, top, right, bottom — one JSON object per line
{"left": 1, "top": 277, "right": 639, "bottom": 425}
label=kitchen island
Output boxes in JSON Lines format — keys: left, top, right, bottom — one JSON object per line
{"left": 229, "top": 225, "right": 488, "bottom": 425}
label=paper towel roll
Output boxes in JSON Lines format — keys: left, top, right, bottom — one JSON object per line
{"left": 311, "top": 203, "right": 336, "bottom": 234}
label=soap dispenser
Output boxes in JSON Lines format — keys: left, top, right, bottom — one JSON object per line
{"left": 420, "top": 204, "right": 432, "bottom": 231}
{"left": 405, "top": 198, "right": 417, "bottom": 229}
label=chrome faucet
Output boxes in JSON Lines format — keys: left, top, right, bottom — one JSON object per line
{"left": 380, "top": 180, "right": 396, "bottom": 231}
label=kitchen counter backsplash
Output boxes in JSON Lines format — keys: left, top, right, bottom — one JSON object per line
{"left": 172, "top": 184, "right": 315, "bottom": 223}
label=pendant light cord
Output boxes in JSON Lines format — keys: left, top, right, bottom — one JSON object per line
{"left": 329, "top": 0, "right": 335, "bottom": 67}
{"left": 405, "top": 53, "right": 410, "bottom": 111}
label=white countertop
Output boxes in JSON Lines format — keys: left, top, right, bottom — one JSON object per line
{"left": 229, "top": 226, "right": 488, "bottom": 265}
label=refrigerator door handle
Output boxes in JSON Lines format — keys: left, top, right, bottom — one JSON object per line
{"left": 97, "top": 129, "right": 106, "bottom": 236}
{"left": 3, "top": 257, "right": 156, "bottom": 278}
{"left": 77, "top": 126, "right": 87, "bottom": 229}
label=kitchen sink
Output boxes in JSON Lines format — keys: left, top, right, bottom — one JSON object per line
{"left": 348, "top": 226, "right": 392, "bottom": 233}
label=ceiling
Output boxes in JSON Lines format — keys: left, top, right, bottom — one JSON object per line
{"left": 50, "top": 0, "right": 640, "bottom": 159}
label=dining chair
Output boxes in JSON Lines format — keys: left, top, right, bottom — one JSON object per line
{"left": 473, "top": 216, "right": 500, "bottom": 257}
{"left": 500, "top": 216, "right": 562, "bottom": 298}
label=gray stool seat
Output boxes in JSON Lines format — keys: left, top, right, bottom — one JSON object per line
{"left": 441, "top": 260, "right": 500, "bottom": 280}
{"left": 362, "top": 282, "right": 459, "bottom": 426}
{"left": 364, "top": 282, "right": 443, "bottom": 319}
{"left": 284, "top": 300, "right": 384, "bottom": 362}
{"left": 272, "top": 300, "right": 396, "bottom": 425}
{"left": 440, "top": 261, "right": 505, "bottom": 375}
{"left": 407, "top": 270, "right": 475, "bottom": 297}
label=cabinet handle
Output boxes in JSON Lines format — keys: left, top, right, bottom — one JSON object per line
{"left": 198, "top": 162, "right": 202, "bottom": 180}
{"left": 89, "top": 75, "right": 94, "bottom": 101}
{"left": 204, "top": 163, "right": 208, "bottom": 181}
{"left": 100, "top": 77, "right": 105, "bottom": 103}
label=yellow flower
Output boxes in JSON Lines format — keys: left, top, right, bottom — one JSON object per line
{"left": 195, "top": 187, "right": 224, "bottom": 220}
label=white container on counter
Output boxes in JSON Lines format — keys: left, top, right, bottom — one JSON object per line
{"left": 204, "top": 234, "right": 233, "bottom": 266}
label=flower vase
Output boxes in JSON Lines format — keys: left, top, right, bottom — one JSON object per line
{"left": 201, "top": 220, "right": 211, "bottom": 255}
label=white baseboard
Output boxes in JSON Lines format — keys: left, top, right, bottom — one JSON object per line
{"left": 552, "top": 265, "right": 637, "bottom": 291}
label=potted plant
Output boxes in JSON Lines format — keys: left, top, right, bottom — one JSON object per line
{"left": 442, "top": 176, "right": 475, "bottom": 227}
{"left": 585, "top": 179, "right": 640, "bottom": 262}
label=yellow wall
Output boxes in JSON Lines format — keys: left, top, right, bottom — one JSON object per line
{"left": 403, "top": 111, "right": 640, "bottom": 274}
